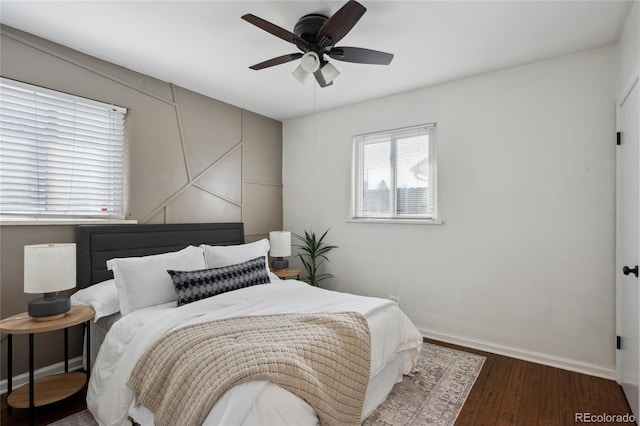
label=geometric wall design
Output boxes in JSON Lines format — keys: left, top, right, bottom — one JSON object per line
{"left": 165, "top": 185, "right": 242, "bottom": 224}
{"left": 127, "top": 83, "right": 282, "bottom": 240}
{"left": 174, "top": 86, "right": 242, "bottom": 178}
{"left": 135, "top": 85, "right": 245, "bottom": 225}
{"left": 195, "top": 146, "right": 243, "bottom": 205}
{"left": 0, "top": 24, "right": 283, "bottom": 379}
{"left": 0, "top": 27, "right": 283, "bottom": 241}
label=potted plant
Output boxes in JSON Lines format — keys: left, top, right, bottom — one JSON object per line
{"left": 293, "top": 229, "right": 338, "bottom": 287}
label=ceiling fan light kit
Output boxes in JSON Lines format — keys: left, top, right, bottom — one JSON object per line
{"left": 292, "top": 52, "right": 341, "bottom": 85}
{"left": 242, "top": 0, "right": 393, "bottom": 88}
{"left": 292, "top": 51, "right": 320, "bottom": 83}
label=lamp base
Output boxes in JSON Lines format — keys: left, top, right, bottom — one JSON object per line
{"left": 271, "top": 257, "right": 289, "bottom": 270}
{"left": 28, "top": 293, "right": 70, "bottom": 321}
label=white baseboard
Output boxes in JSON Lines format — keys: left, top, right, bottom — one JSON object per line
{"left": 420, "top": 327, "right": 616, "bottom": 380}
{"left": 0, "top": 356, "right": 84, "bottom": 395}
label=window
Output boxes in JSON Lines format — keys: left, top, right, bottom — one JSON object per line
{"left": 0, "top": 78, "right": 127, "bottom": 219}
{"left": 352, "top": 123, "right": 437, "bottom": 221}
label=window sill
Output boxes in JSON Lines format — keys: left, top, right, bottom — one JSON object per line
{"left": 346, "top": 217, "right": 443, "bottom": 225}
{"left": 0, "top": 217, "right": 138, "bottom": 226}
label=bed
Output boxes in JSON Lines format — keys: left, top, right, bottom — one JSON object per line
{"left": 72, "top": 223, "right": 423, "bottom": 426}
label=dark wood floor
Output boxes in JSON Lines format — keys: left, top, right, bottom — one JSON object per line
{"left": 428, "top": 339, "right": 635, "bottom": 426}
{"left": 0, "top": 339, "right": 634, "bottom": 425}
{"left": 0, "top": 387, "right": 87, "bottom": 426}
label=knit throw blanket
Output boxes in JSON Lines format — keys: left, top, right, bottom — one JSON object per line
{"left": 127, "top": 311, "right": 371, "bottom": 426}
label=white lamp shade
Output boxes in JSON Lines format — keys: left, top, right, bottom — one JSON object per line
{"left": 24, "top": 243, "right": 76, "bottom": 293}
{"left": 300, "top": 52, "right": 320, "bottom": 73}
{"left": 320, "top": 62, "right": 340, "bottom": 84}
{"left": 292, "top": 64, "right": 310, "bottom": 83}
{"left": 269, "top": 231, "right": 291, "bottom": 257}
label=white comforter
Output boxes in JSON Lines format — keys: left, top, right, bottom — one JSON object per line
{"left": 87, "top": 280, "right": 423, "bottom": 425}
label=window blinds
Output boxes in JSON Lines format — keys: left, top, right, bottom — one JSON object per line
{"left": 353, "top": 124, "right": 436, "bottom": 219}
{"left": 0, "top": 78, "right": 127, "bottom": 218}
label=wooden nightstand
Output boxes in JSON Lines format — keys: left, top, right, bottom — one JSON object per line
{"left": 0, "top": 305, "right": 94, "bottom": 426}
{"left": 272, "top": 267, "right": 301, "bottom": 280}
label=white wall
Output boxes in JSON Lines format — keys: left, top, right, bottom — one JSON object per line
{"left": 283, "top": 46, "right": 617, "bottom": 377}
{"left": 617, "top": 1, "right": 639, "bottom": 94}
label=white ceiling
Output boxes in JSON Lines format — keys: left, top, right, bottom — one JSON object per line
{"left": 0, "top": 1, "right": 633, "bottom": 121}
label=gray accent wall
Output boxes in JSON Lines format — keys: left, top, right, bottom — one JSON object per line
{"left": 0, "top": 25, "right": 282, "bottom": 379}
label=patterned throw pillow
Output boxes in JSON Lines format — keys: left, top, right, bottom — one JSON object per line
{"left": 168, "top": 256, "right": 270, "bottom": 306}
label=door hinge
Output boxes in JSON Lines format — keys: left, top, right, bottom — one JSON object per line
{"left": 617, "top": 335, "right": 622, "bottom": 350}
{"left": 617, "top": 132, "right": 621, "bottom": 145}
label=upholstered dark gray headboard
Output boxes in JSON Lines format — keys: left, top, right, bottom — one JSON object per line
{"left": 76, "top": 223, "right": 245, "bottom": 289}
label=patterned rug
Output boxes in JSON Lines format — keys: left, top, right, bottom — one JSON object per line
{"left": 364, "top": 343, "right": 486, "bottom": 425}
{"left": 49, "top": 342, "right": 485, "bottom": 426}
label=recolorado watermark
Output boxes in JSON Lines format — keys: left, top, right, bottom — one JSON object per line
{"left": 575, "top": 412, "right": 636, "bottom": 423}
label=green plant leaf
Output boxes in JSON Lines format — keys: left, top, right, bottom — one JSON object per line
{"left": 292, "top": 228, "right": 337, "bottom": 287}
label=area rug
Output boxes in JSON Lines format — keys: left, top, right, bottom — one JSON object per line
{"left": 364, "top": 343, "right": 486, "bottom": 426}
{"left": 48, "top": 342, "right": 485, "bottom": 426}
{"left": 47, "top": 408, "right": 97, "bottom": 426}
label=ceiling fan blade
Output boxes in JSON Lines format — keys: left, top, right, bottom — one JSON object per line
{"left": 249, "top": 53, "right": 303, "bottom": 70}
{"left": 316, "top": 0, "right": 366, "bottom": 47}
{"left": 328, "top": 47, "right": 394, "bottom": 65}
{"left": 314, "top": 70, "right": 333, "bottom": 88}
{"left": 242, "top": 14, "right": 308, "bottom": 48}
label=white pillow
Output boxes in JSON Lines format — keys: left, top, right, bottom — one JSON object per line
{"left": 106, "top": 245, "right": 205, "bottom": 315}
{"left": 268, "top": 271, "right": 282, "bottom": 282}
{"left": 201, "top": 239, "right": 270, "bottom": 271}
{"left": 70, "top": 279, "right": 119, "bottom": 321}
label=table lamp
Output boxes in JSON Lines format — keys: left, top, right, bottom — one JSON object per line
{"left": 24, "top": 243, "right": 76, "bottom": 321}
{"left": 269, "top": 231, "right": 291, "bottom": 269}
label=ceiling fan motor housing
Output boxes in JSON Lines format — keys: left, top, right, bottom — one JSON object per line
{"left": 294, "top": 14, "right": 329, "bottom": 52}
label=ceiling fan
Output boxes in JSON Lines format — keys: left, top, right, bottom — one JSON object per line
{"left": 241, "top": 0, "right": 393, "bottom": 87}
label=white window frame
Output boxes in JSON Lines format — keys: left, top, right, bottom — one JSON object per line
{"left": 0, "top": 78, "right": 129, "bottom": 223}
{"left": 351, "top": 123, "right": 439, "bottom": 223}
